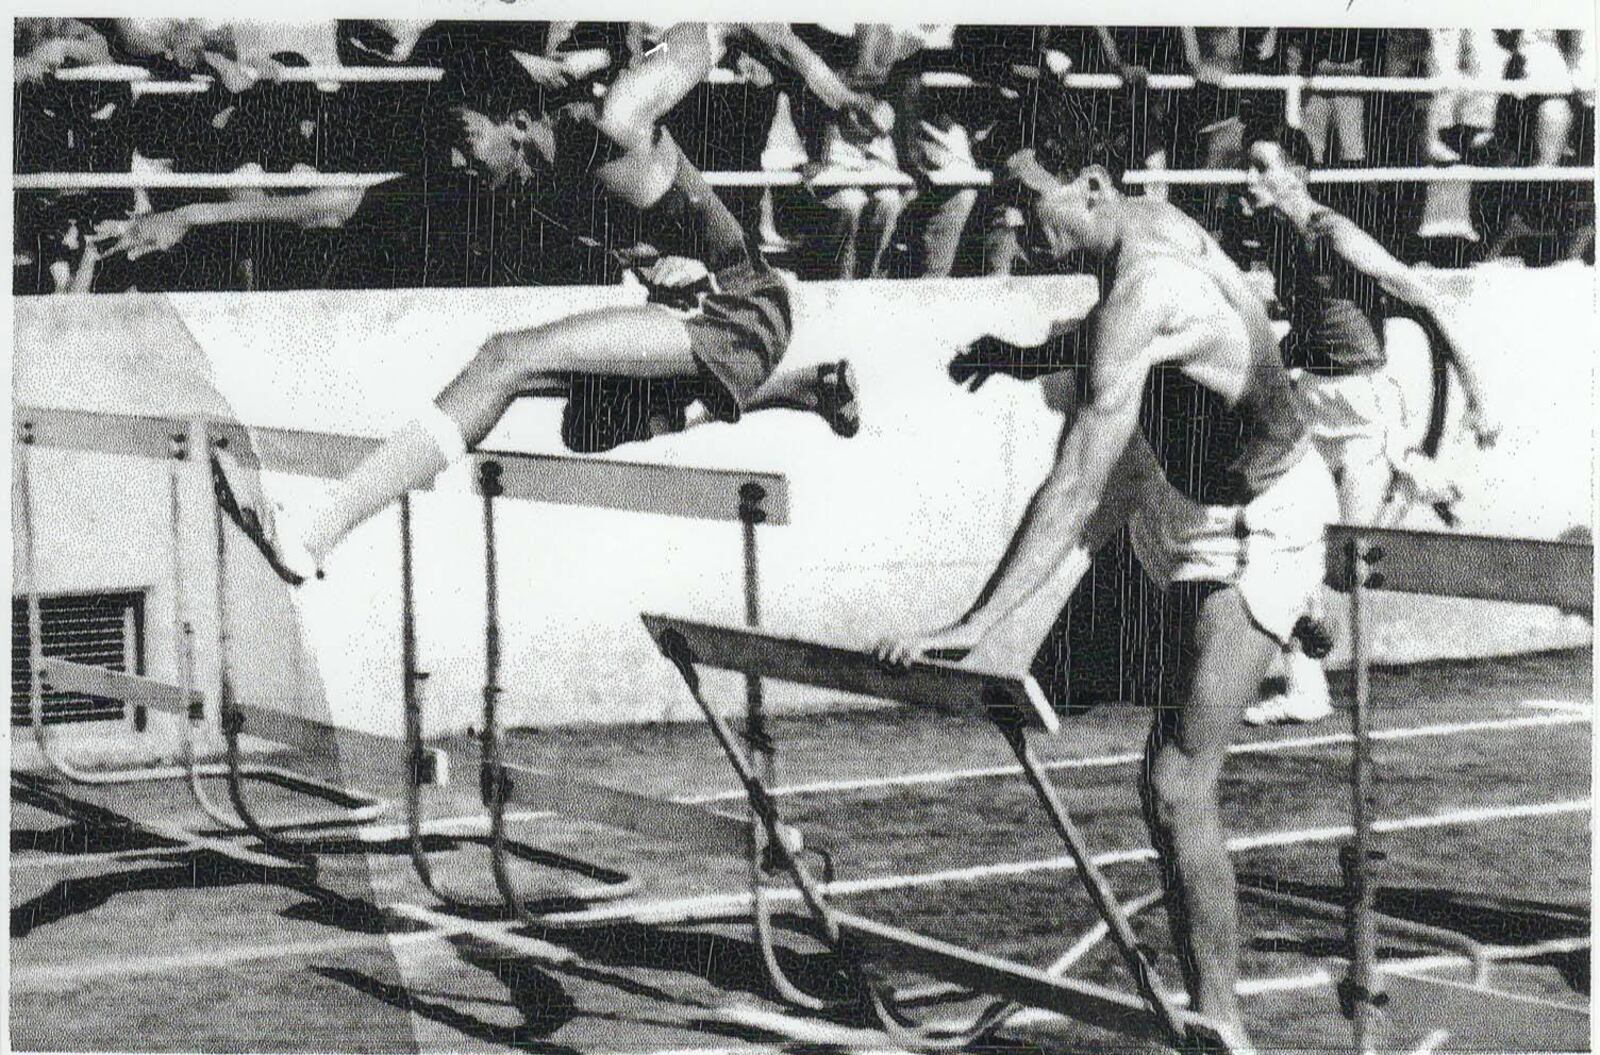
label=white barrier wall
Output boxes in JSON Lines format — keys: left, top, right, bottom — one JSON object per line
{"left": 12, "top": 266, "right": 1593, "bottom": 741}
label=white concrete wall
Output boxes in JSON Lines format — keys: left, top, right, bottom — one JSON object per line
{"left": 12, "top": 266, "right": 1593, "bottom": 746}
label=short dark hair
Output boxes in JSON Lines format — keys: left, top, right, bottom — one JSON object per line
{"left": 1242, "top": 119, "right": 1317, "bottom": 169}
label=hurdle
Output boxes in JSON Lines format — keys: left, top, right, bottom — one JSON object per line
{"left": 458, "top": 450, "right": 830, "bottom": 989}
{"left": 638, "top": 615, "right": 1234, "bottom": 1052}
{"left": 1320, "top": 526, "right": 1593, "bottom": 1053}
{"left": 13, "top": 406, "right": 388, "bottom": 870}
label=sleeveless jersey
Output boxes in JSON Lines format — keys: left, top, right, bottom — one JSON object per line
{"left": 1116, "top": 208, "right": 1309, "bottom": 506}
{"left": 1271, "top": 207, "right": 1387, "bottom": 375}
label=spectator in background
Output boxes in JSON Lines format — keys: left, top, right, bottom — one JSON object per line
{"left": 1478, "top": 30, "right": 1593, "bottom": 265}
{"left": 880, "top": 24, "right": 986, "bottom": 277}
{"left": 15, "top": 18, "right": 109, "bottom": 81}
{"left": 1279, "top": 28, "right": 1382, "bottom": 167}
{"left": 796, "top": 23, "right": 915, "bottom": 280}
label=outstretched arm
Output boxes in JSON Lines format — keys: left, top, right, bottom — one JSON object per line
{"left": 740, "top": 23, "right": 886, "bottom": 139}
{"left": 1325, "top": 216, "right": 1499, "bottom": 447}
{"left": 94, "top": 186, "right": 366, "bottom": 260}
{"left": 948, "top": 311, "right": 1098, "bottom": 391}
{"left": 876, "top": 276, "right": 1173, "bottom": 670}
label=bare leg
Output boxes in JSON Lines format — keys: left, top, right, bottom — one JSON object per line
{"left": 822, "top": 188, "right": 867, "bottom": 280}
{"left": 921, "top": 188, "right": 978, "bottom": 278}
{"left": 1141, "top": 585, "right": 1274, "bottom": 1047}
{"left": 296, "top": 306, "right": 694, "bottom": 567}
{"left": 862, "top": 188, "right": 911, "bottom": 279}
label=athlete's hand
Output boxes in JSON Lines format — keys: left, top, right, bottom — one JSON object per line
{"left": 1463, "top": 403, "right": 1500, "bottom": 450}
{"left": 949, "top": 335, "right": 1075, "bottom": 392}
{"left": 1392, "top": 450, "right": 1463, "bottom": 509}
{"left": 512, "top": 52, "right": 573, "bottom": 90}
{"left": 92, "top": 209, "right": 194, "bottom": 260}
{"left": 634, "top": 256, "right": 713, "bottom": 311}
{"left": 873, "top": 622, "right": 983, "bottom": 670}
{"left": 836, "top": 92, "right": 892, "bottom": 145}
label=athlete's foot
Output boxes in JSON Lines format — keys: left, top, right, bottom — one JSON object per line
{"left": 209, "top": 453, "right": 324, "bottom": 586}
{"left": 1243, "top": 691, "right": 1333, "bottom": 727}
{"left": 815, "top": 360, "right": 860, "bottom": 438}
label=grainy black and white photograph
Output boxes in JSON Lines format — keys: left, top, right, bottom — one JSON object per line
{"left": 6, "top": 2, "right": 1595, "bottom": 1053}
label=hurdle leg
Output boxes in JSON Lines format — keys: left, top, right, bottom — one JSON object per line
{"left": 993, "top": 716, "right": 1194, "bottom": 1047}
{"left": 1344, "top": 533, "right": 1385, "bottom": 1052}
{"left": 15, "top": 420, "right": 213, "bottom": 786}
{"left": 206, "top": 429, "right": 388, "bottom": 858}
{"left": 737, "top": 482, "right": 831, "bottom": 1009}
{"left": 476, "top": 460, "right": 641, "bottom": 919}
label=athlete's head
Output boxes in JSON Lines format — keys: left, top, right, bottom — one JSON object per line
{"left": 1243, "top": 124, "right": 1316, "bottom": 215}
{"left": 1009, "top": 151, "right": 1123, "bottom": 260}
{"left": 432, "top": 41, "right": 555, "bottom": 185}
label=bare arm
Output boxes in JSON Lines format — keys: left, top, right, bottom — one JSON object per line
{"left": 957, "top": 286, "right": 1163, "bottom": 635}
{"left": 741, "top": 22, "right": 860, "bottom": 111}
{"left": 96, "top": 187, "right": 366, "bottom": 259}
{"left": 876, "top": 275, "right": 1181, "bottom": 669}
{"left": 1325, "top": 216, "right": 1499, "bottom": 445}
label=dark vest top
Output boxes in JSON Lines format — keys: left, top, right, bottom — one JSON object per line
{"left": 1272, "top": 208, "right": 1387, "bottom": 375}
{"left": 1113, "top": 226, "right": 1308, "bottom": 507}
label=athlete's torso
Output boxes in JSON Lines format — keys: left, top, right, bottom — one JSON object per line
{"left": 1270, "top": 206, "right": 1387, "bottom": 375}
{"left": 1109, "top": 203, "right": 1309, "bottom": 506}
{"left": 535, "top": 104, "right": 767, "bottom": 286}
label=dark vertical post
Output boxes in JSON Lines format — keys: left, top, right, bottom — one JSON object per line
{"left": 1344, "top": 533, "right": 1385, "bottom": 1051}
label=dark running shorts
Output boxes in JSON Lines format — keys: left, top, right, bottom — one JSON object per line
{"left": 560, "top": 264, "right": 792, "bottom": 454}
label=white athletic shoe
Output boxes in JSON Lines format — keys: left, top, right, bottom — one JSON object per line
{"left": 1243, "top": 691, "right": 1334, "bottom": 727}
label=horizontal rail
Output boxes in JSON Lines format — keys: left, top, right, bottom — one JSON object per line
{"left": 51, "top": 64, "right": 442, "bottom": 85}
{"left": 642, "top": 614, "right": 1058, "bottom": 733}
{"left": 1327, "top": 526, "right": 1593, "bottom": 613}
{"left": 497, "top": 762, "right": 753, "bottom": 858}
{"left": 12, "top": 171, "right": 400, "bottom": 191}
{"left": 1124, "top": 165, "right": 1596, "bottom": 185}
{"left": 15, "top": 404, "right": 788, "bottom": 525}
{"left": 39, "top": 659, "right": 202, "bottom": 720}
{"left": 19, "top": 163, "right": 1592, "bottom": 193}
{"left": 49, "top": 62, "right": 1585, "bottom": 97}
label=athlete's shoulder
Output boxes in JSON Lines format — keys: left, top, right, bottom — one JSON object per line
{"left": 1305, "top": 205, "right": 1357, "bottom": 242}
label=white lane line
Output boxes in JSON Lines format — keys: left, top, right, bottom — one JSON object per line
{"left": 1521, "top": 699, "right": 1592, "bottom": 713}
{"left": 11, "top": 920, "right": 482, "bottom": 992}
{"left": 342, "top": 711, "right": 1589, "bottom": 844}
{"left": 543, "top": 798, "right": 1591, "bottom": 925}
{"left": 683, "top": 711, "right": 1592, "bottom": 805}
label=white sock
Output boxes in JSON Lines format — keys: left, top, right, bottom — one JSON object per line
{"left": 302, "top": 406, "right": 466, "bottom": 560}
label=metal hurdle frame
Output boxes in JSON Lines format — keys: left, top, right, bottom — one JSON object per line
{"left": 13, "top": 406, "right": 387, "bottom": 870}
{"left": 454, "top": 449, "right": 837, "bottom": 1002}
{"left": 637, "top": 615, "right": 1232, "bottom": 1053}
{"left": 1322, "top": 526, "right": 1594, "bottom": 1052}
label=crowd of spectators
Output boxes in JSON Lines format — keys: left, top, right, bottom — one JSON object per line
{"left": 14, "top": 19, "right": 1597, "bottom": 295}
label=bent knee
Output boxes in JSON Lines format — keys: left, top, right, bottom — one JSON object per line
{"left": 595, "top": 98, "right": 655, "bottom": 155}
{"left": 1144, "top": 748, "right": 1222, "bottom": 823}
{"left": 825, "top": 188, "right": 869, "bottom": 218}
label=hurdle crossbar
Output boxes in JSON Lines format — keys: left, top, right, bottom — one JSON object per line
{"left": 1326, "top": 525, "right": 1592, "bottom": 612}
{"left": 494, "top": 762, "right": 754, "bottom": 858}
{"left": 1323, "top": 525, "right": 1594, "bottom": 1052}
{"left": 641, "top": 615, "right": 1217, "bottom": 1050}
{"left": 831, "top": 907, "right": 1203, "bottom": 1043}
{"left": 18, "top": 405, "right": 789, "bottom": 524}
{"left": 36, "top": 658, "right": 391, "bottom": 813}
{"left": 641, "top": 614, "right": 1058, "bottom": 733}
